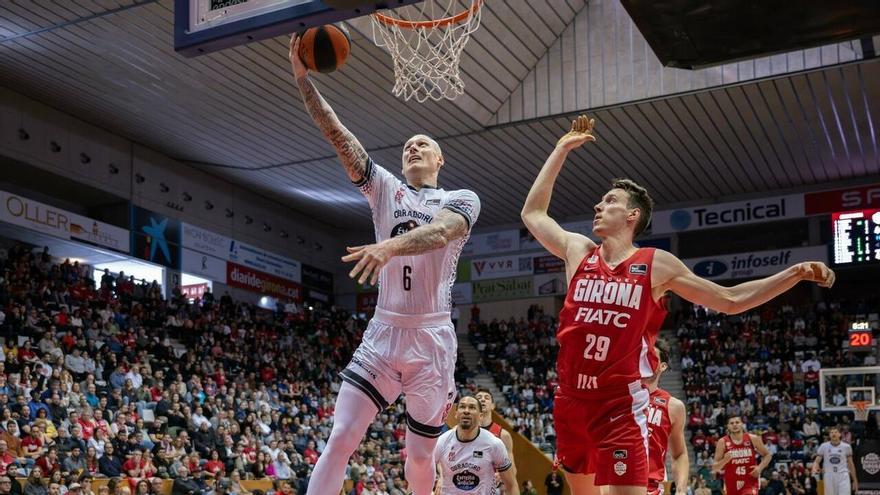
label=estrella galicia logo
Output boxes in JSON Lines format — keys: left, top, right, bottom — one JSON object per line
{"left": 693, "top": 260, "right": 728, "bottom": 278}
{"left": 452, "top": 471, "right": 479, "bottom": 491}
{"left": 391, "top": 220, "right": 418, "bottom": 238}
{"left": 669, "top": 210, "right": 692, "bottom": 231}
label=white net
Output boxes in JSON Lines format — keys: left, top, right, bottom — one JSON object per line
{"left": 370, "top": 0, "right": 482, "bottom": 102}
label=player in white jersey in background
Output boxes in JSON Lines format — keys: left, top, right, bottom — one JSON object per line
{"left": 434, "top": 396, "right": 518, "bottom": 495}
{"left": 290, "top": 36, "right": 481, "bottom": 495}
{"left": 812, "top": 427, "right": 858, "bottom": 495}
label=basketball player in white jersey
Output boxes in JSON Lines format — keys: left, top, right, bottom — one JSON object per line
{"left": 434, "top": 396, "right": 519, "bottom": 495}
{"left": 812, "top": 427, "right": 858, "bottom": 495}
{"left": 290, "top": 37, "right": 480, "bottom": 495}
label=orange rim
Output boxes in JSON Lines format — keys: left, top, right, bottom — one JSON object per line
{"left": 854, "top": 401, "right": 870, "bottom": 411}
{"left": 372, "top": 0, "right": 481, "bottom": 29}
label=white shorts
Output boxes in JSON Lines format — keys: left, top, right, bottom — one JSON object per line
{"left": 823, "top": 472, "right": 851, "bottom": 495}
{"left": 340, "top": 307, "right": 457, "bottom": 438}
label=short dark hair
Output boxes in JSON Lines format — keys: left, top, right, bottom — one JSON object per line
{"left": 655, "top": 339, "right": 670, "bottom": 365}
{"left": 476, "top": 389, "right": 494, "bottom": 402}
{"left": 458, "top": 396, "right": 483, "bottom": 412}
{"left": 611, "top": 178, "right": 654, "bottom": 236}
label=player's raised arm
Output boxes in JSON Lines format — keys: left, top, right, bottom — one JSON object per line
{"left": 521, "top": 115, "right": 597, "bottom": 261}
{"left": 668, "top": 398, "right": 689, "bottom": 495}
{"left": 289, "top": 35, "right": 368, "bottom": 183}
{"left": 652, "top": 250, "right": 835, "bottom": 315}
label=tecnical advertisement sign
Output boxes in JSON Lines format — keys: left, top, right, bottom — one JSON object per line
{"left": 652, "top": 194, "right": 805, "bottom": 234}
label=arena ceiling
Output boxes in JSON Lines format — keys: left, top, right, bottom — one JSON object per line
{"left": 0, "top": 0, "right": 879, "bottom": 231}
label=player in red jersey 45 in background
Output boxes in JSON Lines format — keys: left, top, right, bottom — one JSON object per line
{"left": 643, "top": 340, "right": 688, "bottom": 495}
{"left": 521, "top": 115, "right": 835, "bottom": 495}
{"left": 713, "top": 417, "right": 772, "bottom": 495}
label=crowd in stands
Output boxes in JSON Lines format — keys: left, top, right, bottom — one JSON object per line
{"left": 0, "top": 242, "right": 480, "bottom": 495}
{"left": 678, "top": 299, "right": 878, "bottom": 495}
{"left": 467, "top": 305, "right": 559, "bottom": 453}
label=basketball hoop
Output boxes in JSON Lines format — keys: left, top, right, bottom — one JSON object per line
{"left": 370, "top": 0, "right": 482, "bottom": 102}
{"left": 854, "top": 401, "right": 871, "bottom": 422}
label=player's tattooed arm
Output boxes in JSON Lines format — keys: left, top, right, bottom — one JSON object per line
{"left": 342, "top": 209, "right": 469, "bottom": 285}
{"left": 290, "top": 35, "right": 367, "bottom": 183}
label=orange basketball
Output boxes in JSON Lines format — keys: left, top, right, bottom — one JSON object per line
{"left": 298, "top": 24, "right": 351, "bottom": 73}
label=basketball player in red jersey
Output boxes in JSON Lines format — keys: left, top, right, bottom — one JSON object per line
{"left": 475, "top": 389, "right": 515, "bottom": 464}
{"left": 476, "top": 389, "right": 516, "bottom": 493}
{"left": 643, "top": 340, "right": 687, "bottom": 495}
{"left": 713, "top": 416, "right": 772, "bottom": 495}
{"left": 521, "top": 115, "right": 834, "bottom": 495}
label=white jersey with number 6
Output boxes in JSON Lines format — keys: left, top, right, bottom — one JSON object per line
{"left": 435, "top": 428, "right": 512, "bottom": 495}
{"left": 356, "top": 158, "right": 479, "bottom": 314}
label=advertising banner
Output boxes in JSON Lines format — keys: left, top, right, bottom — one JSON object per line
{"left": 131, "top": 206, "right": 181, "bottom": 269}
{"left": 652, "top": 194, "right": 805, "bottom": 233}
{"left": 228, "top": 240, "right": 301, "bottom": 283}
{"left": 181, "top": 222, "right": 231, "bottom": 258}
{"left": 451, "top": 282, "right": 472, "bottom": 305}
{"left": 0, "top": 191, "right": 129, "bottom": 252}
{"left": 805, "top": 183, "right": 880, "bottom": 215}
{"left": 462, "top": 229, "right": 519, "bottom": 257}
{"left": 470, "top": 255, "right": 533, "bottom": 281}
{"left": 226, "top": 262, "right": 302, "bottom": 301}
{"left": 301, "top": 264, "right": 334, "bottom": 292}
{"left": 472, "top": 276, "right": 533, "bottom": 302}
{"left": 683, "top": 246, "right": 828, "bottom": 281}
{"left": 533, "top": 272, "right": 566, "bottom": 296}
{"left": 181, "top": 248, "right": 227, "bottom": 283}
{"left": 181, "top": 283, "right": 209, "bottom": 300}
{"left": 533, "top": 254, "right": 565, "bottom": 274}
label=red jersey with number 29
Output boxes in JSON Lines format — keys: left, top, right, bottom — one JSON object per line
{"left": 556, "top": 247, "right": 666, "bottom": 397}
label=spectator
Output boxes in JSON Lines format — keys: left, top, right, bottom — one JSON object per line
{"left": 23, "top": 467, "right": 46, "bottom": 495}
{"left": 544, "top": 470, "right": 564, "bottom": 495}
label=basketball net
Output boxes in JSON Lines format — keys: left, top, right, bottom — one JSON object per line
{"left": 370, "top": 0, "right": 482, "bottom": 102}
{"left": 854, "top": 401, "right": 871, "bottom": 422}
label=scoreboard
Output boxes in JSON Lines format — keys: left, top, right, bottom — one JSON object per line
{"left": 849, "top": 322, "right": 874, "bottom": 352}
{"left": 832, "top": 209, "right": 880, "bottom": 265}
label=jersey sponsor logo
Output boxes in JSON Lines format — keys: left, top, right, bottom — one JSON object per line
{"left": 737, "top": 481, "right": 745, "bottom": 490}
{"left": 423, "top": 198, "right": 441, "bottom": 206}
{"left": 393, "top": 209, "right": 434, "bottom": 223}
{"left": 571, "top": 279, "right": 643, "bottom": 309}
{"left": 629, "top": 264, "right": 647, "bottom": 275}
{"left": 613, "top": 450, "right": 628, "bottom": 460}
{"left": 449, "top": 450, "right": 456, "bottom": 462}
{"left": 452, "top": 470, "right": 480, "bottom": 491}
{"left": 587, "top": 255, "right": 599, "bottom": 264}
{"left": 614, "top": 461, "right": 627, "bottom": 476}
{"left": 391, "top": 220, "right": 419, "bottom": 238}
{"left": 349, "top": 356, "right": 377, "bottom": 380}
{"left": 472, "top": 451, "right": 483, "bottom": 458}
{"left": 653, "top": 396, "right": 667, "bottom": 405}
{"left": 394, "top": 188, "right": 405, "bottom": 203}
{"left": 829, "top": 455, "right": 841, "bottom": 464}
{"left": 862, "top": 452, "right": 880, "bottom": 475}
{"left": 576, "top": 374, "right": 598, "bottom": 390}
{"left": 573, "top": 307, "right": 631, "bottom": 328}
{"left": 647, "top": 406, "right": 664, "bottom": 426}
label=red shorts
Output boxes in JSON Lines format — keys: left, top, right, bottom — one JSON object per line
{"left": 724, "top": 477, "right": 759, "bottom": 495}
{"left": 553, "top": 381, "right": 650, "bottom": 486}
{"left": 647, "top": 480, "right": 664, "bottom": 495}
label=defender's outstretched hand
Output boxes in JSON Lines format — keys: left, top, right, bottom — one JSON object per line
{"left": 796, "top": 261, "right": 835, "bottom": 288}
{"left": 342, "top": 243, "right": 393, "bottom": 286}
{"left": 556, "top": 114, "right": 596, "bottom": 150}
{"left": 289, "top": 34, "right": 309, "bottom": 80}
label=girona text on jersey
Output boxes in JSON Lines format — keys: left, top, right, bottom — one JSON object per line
{"left": 556, "top": 247, "right": 666, "bottom": 395}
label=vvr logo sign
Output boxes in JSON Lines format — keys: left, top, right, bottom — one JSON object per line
{"left": 693, "top": 260, "right": 728, "bottom": 278}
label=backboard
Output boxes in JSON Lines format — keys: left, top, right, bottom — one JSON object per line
{"left": 819, "top": 366, "right": 880, "bottom": 412}
{"left": 174, "top": 0, "right": 421, "bottom": 57}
